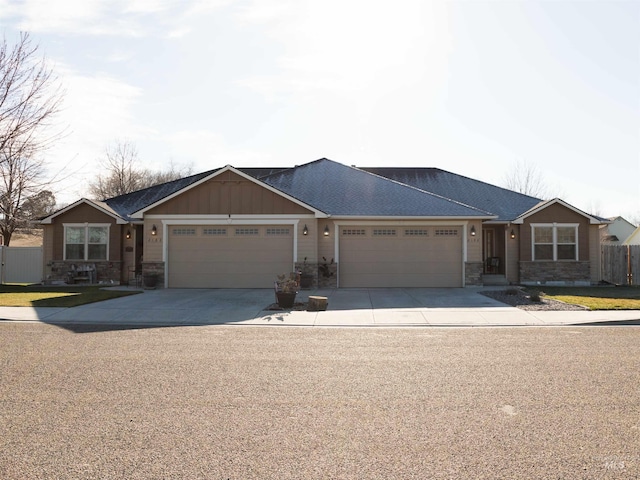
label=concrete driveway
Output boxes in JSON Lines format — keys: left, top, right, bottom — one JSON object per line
{"left": 2, "top": 287, "right": 639, "bottom": 328}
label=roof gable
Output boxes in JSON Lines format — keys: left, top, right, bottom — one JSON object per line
{"left": 513, "top": 198, "right": 605, "bottom": 224}
{"left": 41, "top": 198, "right": 128, "bottom": 224}
{"left": 129, "top": 165, "right": 326, "bottom": 218}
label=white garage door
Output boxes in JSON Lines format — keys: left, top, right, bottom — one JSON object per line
{"left": 339, "top": 226, "right": 463, "bottom": 288}
{"left": 168, "top": 225, "right": 293, "bottom": 288}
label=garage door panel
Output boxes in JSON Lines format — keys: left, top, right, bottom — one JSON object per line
{"left": 168, "top": 225, "right": 293, "bottom": 288}
{"left": 340, "top": 226, "right": 462, "bottom": 288}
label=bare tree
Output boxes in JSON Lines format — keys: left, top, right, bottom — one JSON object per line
{"left": 0, "top": 32, "right": 64, "bottom": 245}
{"left": 502, "top": 159, "right": 548, "bottom": 199}
{"left": 0, "top": 32, "right": 64, "bottom": 159}
{"left": 0, "top": 138, "right": 46, "bottom": 244}
{"left": 89, "top": 140, "right": 143, "bottom": 199}
{"left": 88, "top": 140, "right": 193, "bottom": 199}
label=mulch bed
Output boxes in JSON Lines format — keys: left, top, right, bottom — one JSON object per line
{"left": 481, "top": 289, "right": 589, "bottom": 311}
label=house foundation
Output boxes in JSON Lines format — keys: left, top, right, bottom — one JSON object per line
{"left": 519, "top": 261, "right": 591, "bottom": 286}
{"left": 47, "top": 261, "right": 122, "bottom": 285}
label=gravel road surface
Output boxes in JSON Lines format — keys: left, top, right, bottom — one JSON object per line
{"left": 1, "top": 323, "right": 639, "bottom": 479}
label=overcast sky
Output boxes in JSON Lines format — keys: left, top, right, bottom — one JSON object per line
{"left": 1, "top": 0, "right": 638, "bottom": 219}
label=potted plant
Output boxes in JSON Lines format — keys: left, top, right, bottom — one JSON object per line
{"left": 275, "top": 272, "right": 299, "bottom": 308}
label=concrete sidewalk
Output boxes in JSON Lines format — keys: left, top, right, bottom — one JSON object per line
{"left": 0, "top": 287, "right": 639, "bottom": 327}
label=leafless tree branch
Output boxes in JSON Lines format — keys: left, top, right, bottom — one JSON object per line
{"left": 0, "top": 31, "right": 65, "bottom": 245}
{"left": 88, "top": 140, "right": 193, "bottom": 199}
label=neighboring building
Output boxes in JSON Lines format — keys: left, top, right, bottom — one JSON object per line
{"left": 600, "top": 216, "right": 637, "bottom": 244}
{"left": 623, "top": 226, "right": 640, "bottom": 245}
{"left": 40, "top": 158, "right": 607, "bottom": 288}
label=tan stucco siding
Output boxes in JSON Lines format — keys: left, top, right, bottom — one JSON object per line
{"left": 48, "top": 204, "right": 121, "bottom": 261}
{"left": 506, "top": 226, "right": 519, "bottom": 283}
{"left": 144, "top": 220, "right": 163, "bottom": 262}
{"left": 148, "top": 172, "right": 313, "bottom": 216}
{"left": 318, "top": 219, "right": 336, "bottom": 264}
{"left": 467, "top": 220, "right": 482, "bottom": 262}
{"left": 520, "top": 204, "right": 590, "bottom": 262}
{"left": 297, "top": 220, "right": 317, "bottom": 263}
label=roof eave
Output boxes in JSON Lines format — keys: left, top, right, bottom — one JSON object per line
{"left": 328, "top": 214, "right": 498, "bottom": 221}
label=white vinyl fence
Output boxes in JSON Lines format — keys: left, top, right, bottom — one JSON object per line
{"left": 0, "top": 246, "right": 43, "bottom": 284}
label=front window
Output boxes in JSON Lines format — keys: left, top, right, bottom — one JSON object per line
{"left": 65, "top": 225, "right": 109, "bottom": 260}
{"left": 532, "top": 224, "right": 578, "bottom": 261}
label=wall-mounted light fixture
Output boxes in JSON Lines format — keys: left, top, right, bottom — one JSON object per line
{"left": 323, "top": 225, "right": 330, "bottom": 237}
{"left": 470, "top": 225, "right": 476, "bottom": 236}
{"left": 510, "top": 229, "right": 516, "bottom": 239}
{"left": 303, "top": 224, "right": 309, "bottom": 235}
{"left": 151, "top": 224, "right": 157, "bottom": 236}
{"left": 126, "top": 229, "right": 131, "bottom": 239}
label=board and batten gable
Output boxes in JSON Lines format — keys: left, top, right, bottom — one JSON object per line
{"left": 519, "top": 202, "right": 590, "bottom": 262}
{"left": 146, "top": 170, "right": 312, "bottom": 216}
{"left": 48, "top": 203, "right": 122, "bottom": 262}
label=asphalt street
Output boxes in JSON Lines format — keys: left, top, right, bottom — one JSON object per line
{"left": 1, "top": 323, "right": 639, "bottom": 479}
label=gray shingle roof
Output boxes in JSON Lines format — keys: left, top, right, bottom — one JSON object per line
{"left": 104, "top": 170, "right": 215, "bottom": 220}
{"left": 361, "top": 167, "right": 542, "bottom": 222}
{"left": 94, "top": 159, "right": 530, "bottom": 221}
{"left": 260, "top": 159, "right": 492, "bottom": 217}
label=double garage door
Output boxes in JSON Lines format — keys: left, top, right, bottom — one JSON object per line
{"left": 167, "top": 224, "right": 463, "bottom": 288}
{"left": 168, "top": 225, "right": 293, "bottom": 288}
{"left": 339, "top": 226, "right": 463, "bottom": 288}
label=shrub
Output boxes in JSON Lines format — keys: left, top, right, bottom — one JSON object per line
{"left": 529, "top": 291, "right": 543, "bottom": 302}
{"left": 505, "top": 288, "right": 519, "bottom": 296}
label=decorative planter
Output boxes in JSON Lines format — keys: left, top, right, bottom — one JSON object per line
{"left": 143, "top": 273, "right": 159, "bottom": 289}
{"left": 276, "top": 292, "right": 297, "bottom": 308}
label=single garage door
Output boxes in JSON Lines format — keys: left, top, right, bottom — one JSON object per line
{"left": 339, "top": 226, "right": 463, "bottom": 287}
{"left": 168, "top": 225, "right": 293, "bottom": 288}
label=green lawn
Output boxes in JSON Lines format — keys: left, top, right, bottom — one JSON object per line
{"left": 526, "top": 286, "right": 640, "bottom": 310}
{"left": 0, "top": 284, "right": 141, "bottom": 307}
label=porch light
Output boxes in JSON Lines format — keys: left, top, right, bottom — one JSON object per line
{"left": 510, "top": 229, "right": 516, "bottom": 239}
{"left": 324, "top": 225, "right": 330, "bottom": 236}
{"left": 151, "top": 224, "right": 157, "bottom": 236}
{"left": 303, "top": 224, "right": 309, "bottom": 235}
{"left": 126, "top": 229, "right": 131, "bottom": 239}
{"left": 470, "top": 225, "right": 476, "bottom": 236}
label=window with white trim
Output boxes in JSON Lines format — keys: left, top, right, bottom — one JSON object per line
{"left": 64, "top": 224, "right": 109, "bottom": 260}
{"left": 532, "top": 224, "right": 578, "bottom": 261}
